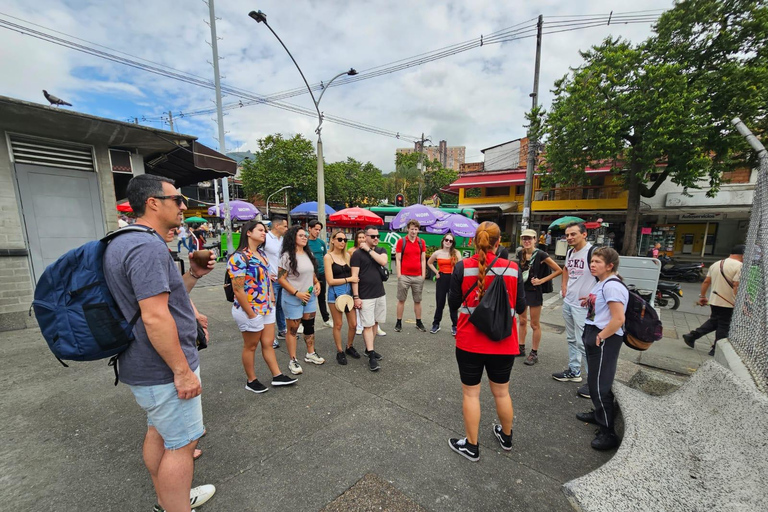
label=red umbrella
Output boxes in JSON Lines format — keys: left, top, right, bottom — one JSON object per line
{"left": 328, "top": 207, "right": 383, "bottom": 228}
{"left": 116, "top": 202, "right": 133, "bottom": 213}
{"left": 584, "top": 221, "right": 602, "bottom": 230}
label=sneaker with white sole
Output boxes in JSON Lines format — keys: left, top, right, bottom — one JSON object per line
{"left": 448, "top": 437, "right": 479, "bottom": 461}
{"left": 377, "top": 326, "right": 387, "bottom": 336}
{"left": 552, "top": 369, "right": 583, "bottom": 382}
{"left": 277, "top": 331, "right": 286, "bottom": 340}
{"left": 430, "top": 323, "right": 440, "bottom": 334}
{"left": 288, "top": 358, "right": 303, "bottom": 375}
{"left": 493, "top": 424, "right": 513, "bottom": 451}
{"left": 297, "top": 324, "right": 304, "bottom": 334}
{"left": 245, "top": 379, "right": 268, "bottom": 394}
{"left": 272, "top": 339, "right": 280, "bottom": 349}
{"left": 304, "top": 352, "right": 325, "bottom": 365}
{"left": 271, "top": 374, "right": 298, "bottom": 386}
{"left": 356, "top": 325, "right": 363, "bottom": 335}
{"left": 323, "top": 318, "right": 333, "bottom": 328}
{"left": 189, "top": 484, "right": 216, "bottom": 508}
{"left": 577, "top": 384, "right": 590, "bottom": 398}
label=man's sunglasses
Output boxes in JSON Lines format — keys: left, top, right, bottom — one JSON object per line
{"left": 151, "top": 195, "right": 186, "bottom": 206}
{"left": 335, "top": 237, "right": 347, "bottom": 242}
{"left": 367, "top": 234, "right": 380, "bottom": 239}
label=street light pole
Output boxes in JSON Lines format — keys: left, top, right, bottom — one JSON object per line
{"left": 266, "top": 185, "right": 293, "bottom": 219}
{"left": 249, "top": 10, "right": 356, "bottom": 243}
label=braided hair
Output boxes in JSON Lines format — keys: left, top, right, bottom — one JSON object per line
{"left": 474, "top": 221, "right": 501, "bottom": 299}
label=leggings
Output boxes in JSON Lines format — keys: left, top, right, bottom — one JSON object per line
{"left": 433, "top": 272, "right": 458, "bottom": 327}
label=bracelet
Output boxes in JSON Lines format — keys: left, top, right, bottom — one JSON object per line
{"left": 699, "top": 295, "right": 706, "bottom": 298}
{"left": 188, "top": 270, "right": 203, "bottom": 279}
{"left": 353, "top": 295, "right": 359, "bottom": 299}
{"left": 293, "top": 290, "right": 299, "bottom": 296}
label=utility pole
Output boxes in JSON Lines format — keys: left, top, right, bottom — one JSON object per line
{"left": 417, "top": 133, "right": 430, "bottom": 204}
{"left": 207, "top": 0, "right": 232, "bottom": 253}
{"left": 521, "top": 14, "right": 543, "bottom": 231}
{"left": 167, "top": 111, "right": 174, "bottom": 132}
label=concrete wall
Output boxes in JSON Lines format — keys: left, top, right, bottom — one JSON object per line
{"left": 484, "top": 140, "right": 521, "bottom": 172}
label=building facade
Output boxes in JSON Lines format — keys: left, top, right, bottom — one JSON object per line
{"left": 396, "top": 140, "right": 466, "bottom": 172}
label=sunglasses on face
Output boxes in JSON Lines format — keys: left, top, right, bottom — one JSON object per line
{"left": 335, "top": 237, "right": 347, "bottom": 242}
{"left": 367, "top": 234, "right": 380, "bottom": 239}
{"left": 151, "top": 195, "right": 186, "bottom": 206}
{"left": 444, "top": 239, "right": 454, "bottom": 243}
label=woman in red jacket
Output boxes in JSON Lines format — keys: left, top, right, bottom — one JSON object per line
{"left": 447, "top": 221, "right": 527, "bottom": 461}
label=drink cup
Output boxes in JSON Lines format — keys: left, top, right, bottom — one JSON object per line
{"left": 191, "top": 249, "right": 216, "bottom": 268}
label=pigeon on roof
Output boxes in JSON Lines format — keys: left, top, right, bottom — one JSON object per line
{"left": 42, "top": 90, "right": 72, "bottom": 107}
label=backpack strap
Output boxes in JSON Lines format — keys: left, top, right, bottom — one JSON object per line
{"left": 460, "top": 255, "right": 500, "bottom": 306}
{"left": 719, "top": 260, "right": 735, "bottom": 289}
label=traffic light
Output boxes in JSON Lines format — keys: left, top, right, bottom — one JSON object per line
{"left": 395, "top": 194, "right": 404, "bottom": 207}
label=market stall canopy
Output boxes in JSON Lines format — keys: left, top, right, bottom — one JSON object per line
{"left": 145, "top": 141, "right": 237, "bottom": 188}
{"left": 328, "top": 207, "right": 383, "bottom": 228}
{"left": 208, "top": 200, "right": 260, "bottom": 221}
{"left": 548, "top": 216, "right": 586, "bottom": 230}
{"left": 290, "top": 202, "right": 337, "bottom": 217}
{"left": 426, "top": 214, "right": 479, "bottom": 238}
{"left": 390, "top": 204, "right": 444, "bottom": 230}
{"left": 116, "top": 202, "right": 133, "bottom": 213}
{"left": 184, "top": 216, "right": 207, "bottom": 223}
{"left": 448, "top": 171, "right": 527, "bottom": 189}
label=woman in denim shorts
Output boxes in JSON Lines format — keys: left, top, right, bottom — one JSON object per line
{"left": 278, "top": 226, "right": 322, "bottom": 376}
{"left": 324, "top": 230, "right": 361, "bottom": 365}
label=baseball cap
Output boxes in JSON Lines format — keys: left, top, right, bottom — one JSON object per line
{"left": 521, "top": 229, "right": 538, "bottom": 239}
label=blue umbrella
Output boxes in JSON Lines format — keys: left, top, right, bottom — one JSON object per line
{"left": 290, "top": 201, "right": 337, "bottom": 217}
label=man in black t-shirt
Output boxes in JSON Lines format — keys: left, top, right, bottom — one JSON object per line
{"left": 350, "top": 225, "right": 388, "bottom": 371}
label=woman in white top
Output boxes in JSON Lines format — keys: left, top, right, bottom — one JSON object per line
{"left": 577, "top": 247, "right": 628, "bottom": 452}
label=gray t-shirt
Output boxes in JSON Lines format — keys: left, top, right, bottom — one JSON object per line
{"left": 279, "top": 251, "right": 315, "bottom": 292}
{"left": 104, "top": 231, "right": 199, "bottom": 386}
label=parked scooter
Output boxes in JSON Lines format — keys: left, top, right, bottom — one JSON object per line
{"left": 655, "top": 281, "right": 682, "bottom": 310}
{"left": 658, "top": 255, "right": 705, "bottom": 282}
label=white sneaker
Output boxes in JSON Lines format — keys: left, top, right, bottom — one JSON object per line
{"left": 272, "top": 339, "right": 279, "bottom": 349}
{"left": 297, "top": 324, "right": 304, "bottom": 334}
{"left": 377, "top": 326, "right": 387, "bottom": 336}
{"left": 323, "top": 318, "right": 333, "bottom": 328}
{"left": 304, "top": 352, "right": 325, "bottom": 365}
{"left": 190, "top": 484, "right": 216, "bottom": 508}
{"left": 288, "top": 358, "right": 303, "bottom": 375}
{"left": 356, "top": 325, "right": 363, "bottom": 335}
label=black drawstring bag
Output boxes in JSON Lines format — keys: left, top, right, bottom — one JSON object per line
{"left": 461, "top": 258, "right": 514, "bottom": 341}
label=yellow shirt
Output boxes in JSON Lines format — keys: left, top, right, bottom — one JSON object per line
{"left": 706, "top": 258, "right": 742, "bottom": 308}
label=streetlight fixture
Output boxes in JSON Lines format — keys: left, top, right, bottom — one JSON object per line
{"left": 249, "top": 10, "right": 356, "bottom": 241}
{"left": 265, "top": 185, "right": 293, "bottom": 219}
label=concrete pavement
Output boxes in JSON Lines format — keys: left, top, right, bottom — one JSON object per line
{"left": 1, "top": 264, "right": 710, "bottom": 511}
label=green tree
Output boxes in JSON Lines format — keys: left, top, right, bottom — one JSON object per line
{"left": 542, "top": 0, "right": 768, "bottom": 255}
{"left": 388, "top": 152, "right": 457, "bottom": 204}
{"left": 325, "top": 157, "right": 387, "bottom": 207}
{"left": 240, "top": 133, "right": 317, "bottom": 206}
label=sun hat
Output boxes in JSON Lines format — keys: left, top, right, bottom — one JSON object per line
{"left": 521, "top": 229, "right": 538, "bottom": 239}
{"left": 335, "top": 294, "right": 355, "bottom": 313}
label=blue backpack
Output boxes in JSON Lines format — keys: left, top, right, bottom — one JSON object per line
{"left": 32, "top": 226, "right": 157, "bottom": 383}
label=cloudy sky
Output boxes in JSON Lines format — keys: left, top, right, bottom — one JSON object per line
{"left": 0, "top": 0, "right": 674, "bottom": 172}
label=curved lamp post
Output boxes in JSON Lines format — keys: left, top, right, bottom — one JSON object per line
{"left": 265, "top": 185, "right": 293, "bottom": 220}
{"left": 249, "top": 10, "right": 356, "bottom": 241}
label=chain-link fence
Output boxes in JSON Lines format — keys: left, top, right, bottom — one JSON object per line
{"left": 729, "top": 156, "right": 768, "bottom": 393}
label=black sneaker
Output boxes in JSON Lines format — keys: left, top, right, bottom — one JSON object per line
{"left": 577, "top": 384, "right": 590, "bottom": 399}
{"left": 448, "top": 437, "right": 479, "bottom": 461}
{"left": 365, "top": 349, "right": 382, "bottom": 360}
{"left": 336, "top": 351, "right": 348, "bottom": 365}
{"left": 394, "top": 320, "right": 402, "bottom": 332}
{"left": 516, "top": 344, "right": 526, "bottom": 357}
{"left": 708, "top": 346, "right": 716, "bottom": 357}
{"left": 682, "top": 333, "right": 695, "bottom": 349}
{"left": 591, "top": 429, "right": 619, "bottom": 451}
{"left": 430, "top": 323, "right": 440, "bottom": 334}
{"left": 245, "top": 379, "right": 268, "bottom": 394}
{"left": 270, "top": 374, "right": 298, "bottom": 387}
{"left": 552, "top": 369, "right": 583, "bottom": 382}
{"left": 415, "top": 320, "right": 427, "bottom": 332}
{"left": 345, "top": 346, "right": 361, "bottom": 359}
{"left": 576, "top": 410, "right": 599, "bottom": 424}
{"left": 369, "top": 354, "right": 381, "bottom": 371}
{"left": 493, "top": 424, "right": 513, "bottom": 451}
{"left": 451, "top": 325, "right": 457, "bottom": 336}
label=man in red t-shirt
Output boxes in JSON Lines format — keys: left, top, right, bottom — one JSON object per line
{"left": 395, "top": 220, "right": 427, "bottom": 332}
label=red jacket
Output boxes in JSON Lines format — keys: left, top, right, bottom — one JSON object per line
{"left": 448, "top": 252, "right": 527, "bottom": 355}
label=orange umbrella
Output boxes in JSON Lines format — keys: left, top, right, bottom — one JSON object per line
{"left": 328, "top": 207, "right": 383, "bottom": 228}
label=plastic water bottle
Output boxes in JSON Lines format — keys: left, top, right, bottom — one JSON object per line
{"left": 302, "top": 286, "right": 314, "bottom": 306}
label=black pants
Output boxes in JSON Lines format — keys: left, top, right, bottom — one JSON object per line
{"left": 689, "top": 305, "right": 733, "bottom": 345}
{"left": 316, "top": 277, "right": 330, "bottom": 322}
{"left": 433, "top": 272, "right": 458, "bottom": 327}
{"left": 583, "top": 324, "right": 623, "bottom": 433}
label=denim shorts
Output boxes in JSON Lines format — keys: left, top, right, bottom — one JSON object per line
{"left": 327, "top": 283, "right": 351, "bottom": 303}
{"left": 129, "top": 367, "right": 205, "bottom": 450}
{"left": 281, "top": 291, "right": 317, "bottom": 319}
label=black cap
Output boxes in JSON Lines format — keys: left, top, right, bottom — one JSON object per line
{"left": 731, "top": 244, "right": 746, "bottom": 255}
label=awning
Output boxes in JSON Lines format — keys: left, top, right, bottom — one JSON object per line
{"left": 145, "top": 141, "right": 237, "bottom": 188}
{"left": 470, "top": 202, "right": 519, "bottom": 213}
{"left": 448, "top": 171, "right": 527, "bottom": 190}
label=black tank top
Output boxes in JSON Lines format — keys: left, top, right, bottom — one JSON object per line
{"left": 331, "top": 260, "right": 352, "bottom": 280}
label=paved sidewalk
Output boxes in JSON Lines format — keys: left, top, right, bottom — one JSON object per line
{"left": 1, "top": 274, "right": 711, "bottom": 512}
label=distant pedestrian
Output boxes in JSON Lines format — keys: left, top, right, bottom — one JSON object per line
{"left": 103, "top": 174, "right": 216, "bottom": 511}
{"left": 177, "top": 224, "right": 191, "bottom": 253}
{"left": 646, "top": 242, "right": 661, "bottom": 259}
{"left": 447, "top": 221, "right": 526, "bottom": 461}
{"left": 278, "top": 226, "right": 323, "bottom": 375}
{"left": 394, "top": 220, "right": 427, "bottom": 333}
{"left": 545, "top": 230, "right": 552, "bottom": 248}
{"left": 576, "top": 247, "right": 628, "bottom": 451}
{"left": 538, "top": 231, "right": 547, "bottom": 250}
{"left": 682, "top": 245, "right": 744, "bottom": 356}
{"left": 426, "top": 234, "right": 462, "bottom": 335}
{"left": 516, "top": 229, "right": 563, "bottom": 365}
{"left": 307, "top": 219, "right": 332, "bottom": 328}
{"left": 324, "top": 230, "right": 360, "bottom": 364}
{"left": 265, "top": 216, "right": 288, "bottom": 346}
{"left": 228, "top": 221, "right": 298, "bottom": 394}
{"left": 350, "top": 225, "right": 389, "bottom": 371}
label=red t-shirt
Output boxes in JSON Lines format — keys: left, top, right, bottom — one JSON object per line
{"left": 396, "top": 237, "right": 425, "bottom": 276}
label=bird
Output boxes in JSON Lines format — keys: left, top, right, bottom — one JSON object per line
{"left": 42, "top": 90, "right": 72, "bottom": 107}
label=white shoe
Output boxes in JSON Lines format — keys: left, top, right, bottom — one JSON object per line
{"left": 377, "top": 326, "right": 387, "bottom": 336}
{"left": 304, "top": 352, "right": 325, "bottom": 365}
{"left": 288, "top": 358, "right": 303, "bottom": 375}
{"left": 297, "top": 324, "right": 304, "bottom": 334}
{"left": 190, "top": 484, "right": 216, "bottom": 508}
{"left": 272, "top": 339, "right": 279, "bottom": 349}
{"left": 323, "top": 318, "right": 333, "bottom": 328}
{"left": 356, "top": 326, "right": 363, "bottom": 335}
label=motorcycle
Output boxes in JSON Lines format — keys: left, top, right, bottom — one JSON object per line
{"left": 655, "top": 281, "right": 682, "bottom": 310}
{"left": 658, "top": 256, "right": 704, "bottom": 282}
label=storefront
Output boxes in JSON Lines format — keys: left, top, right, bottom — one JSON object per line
{"left": 643, "top": 212, "right": 749, "bottom": 259}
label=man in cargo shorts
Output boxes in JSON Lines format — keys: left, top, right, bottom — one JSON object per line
{"left": 394, "top": 220, "right": 427, "bottom": 332}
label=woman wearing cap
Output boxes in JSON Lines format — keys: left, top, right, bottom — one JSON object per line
{"left": 447, "top": 221, "right": 527, "bottom": 462}
{"left": 324, "top": 230, "right": 361, "bottom": 365}
{"left": 516, "top": 228, "right": 562, "bottom": 365}
{"left": 427, "top": 234, "right": 462, "bottom": 335}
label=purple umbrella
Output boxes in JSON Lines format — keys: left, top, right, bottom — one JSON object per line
{"left": 390, "top": 204, "right": 441, "bottom": 229}
{"left": 426, "top": 214, "right": 479, "bottom": 238}
{"left": 208, "top": 200, "right": 260, "bottom": 221}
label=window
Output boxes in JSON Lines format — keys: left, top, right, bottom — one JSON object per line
{"left": 465, "top": 187, "right": 482, "bottom": 198}
{"left": 515, "top": 185, "right": 525, "bottom": 195}
{"left": 485, "top": 186, "right": 510, "bottom": 197}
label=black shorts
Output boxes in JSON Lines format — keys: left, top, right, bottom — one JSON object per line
{"left": 524, "top": 286, "right": 543, "bottom": 308}
{"left": 455, "top": 347, "right": 515, "bottom": 386}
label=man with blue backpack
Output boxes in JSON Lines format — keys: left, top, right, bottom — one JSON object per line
{"left": 103, "top": 175, "right": 216, "bottom": 512}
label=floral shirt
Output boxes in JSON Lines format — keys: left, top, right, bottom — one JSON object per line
{"left": 227, "top": 247, "right": 272, "bottom": 315}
